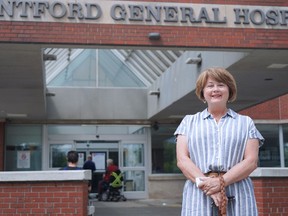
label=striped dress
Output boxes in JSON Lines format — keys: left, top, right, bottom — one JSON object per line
{"left": 174, "top": 108, "right": 264, "bottom": 216}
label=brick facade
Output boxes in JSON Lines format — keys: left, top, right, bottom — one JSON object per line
{"left": 253, "top": 177, "right": 288, "bottom": 216}
{"left": 1, "top": 23, "right": 288, "bottom": 49}
{"left": 0, "top": 181, "right": 88, "bottom": 216}
{"left": 1, "top": 0, "right": 288, "bottom": 215}
{"left": 0, "top": 172, "right": 90, "bottom": 216}
{"left": 240, "top": 94, "right": 288, "bottom": 120}
{"left": 0, "top": 1, "right": 288, "bottom": 49}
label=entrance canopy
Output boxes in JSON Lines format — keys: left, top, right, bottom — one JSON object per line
{"left": 0, "top": 43, "right": 287, "bottom": 123}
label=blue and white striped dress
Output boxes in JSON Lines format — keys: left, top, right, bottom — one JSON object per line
{"left": 174, "top": 108, "right": 264, "bottom": 216}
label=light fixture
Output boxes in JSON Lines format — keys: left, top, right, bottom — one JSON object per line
{"left": 264, "top": 78, "right": 273, "bottom": 81}
{"left": 267, "top": 63, "right": 288, "bottom": 69}
{"left": 149, "top": 89, "right": 160, "bottom": 97}
{"left": 6, "top": 113, "right": 28, "bottom": 118}
{"left": 186, "top": 53, "right": 202, "bottom": 65}
{"left": 148, "top": 32, "right": 161, "bottom": 40}
{"left": 43, "top": 54, "right": 57, "bottom": 61}
{"left": 0, "top": 111, "right": 28, "bottom": 119}
{"left": 46, "top": 92, "right": 56, "bottom": 97}
{"left": 152, "top": 121, "right": 159, "bottom": 131}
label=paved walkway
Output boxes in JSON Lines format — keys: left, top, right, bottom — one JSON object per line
{"left": 89, "top": 198, "right": 182, "bottom": 216}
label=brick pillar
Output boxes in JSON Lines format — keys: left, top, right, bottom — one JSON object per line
{"left": 0, "top": 171, "right": 91, "bottom": 216}
{"left": 251, "top": 168, "right": 288, "bottom": 216}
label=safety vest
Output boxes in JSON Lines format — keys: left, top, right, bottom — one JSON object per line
{"left": 110, "top": 171, "right": 122, "bottom": 188}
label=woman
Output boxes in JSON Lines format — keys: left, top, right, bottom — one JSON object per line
{"left": 175, "top": 67, "right": 264, "bottom": 216}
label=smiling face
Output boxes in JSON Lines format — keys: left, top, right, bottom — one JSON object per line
{"left": 203, "top": 77, "right": 230, "bottom": 107}
{"left": 195, "top": 67, "right": 237, "bottom": 104}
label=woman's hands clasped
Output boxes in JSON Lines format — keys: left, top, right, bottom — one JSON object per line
{"left": 198, "top": 177, "right": 227, "bottom": 207}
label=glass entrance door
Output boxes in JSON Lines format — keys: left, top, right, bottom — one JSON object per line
{"left": 46, "top": 125, "right": 149, "bottom": 199}
{"left": 120, "top": 142, "right": 147, "bottom": 198}
{"left": 75, "top": 140, "right": 119, "bottom": 193}
{"left": 75, "top": 140, "right": 118, "bottom": 168}
{"left": 56, "top": 140, "right": 148, "bottom": 198}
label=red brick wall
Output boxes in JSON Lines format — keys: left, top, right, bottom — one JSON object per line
{"left": 0, "top": 1, "right": 288, "bottom": 214}
{"left": 279, "top": 95, "right": 288, "bottom": 119}
{"left": 240, "top": 94, "right": 288, "bottom": 120}
{"left": 0, "top": 181, "right": 89, "bottom": 216}
{"left": 240, "top": 97, "right": 281, "bottom": 119}
{"left": 253, "top": 178, "right": 288, "bottom": 216}
{"left": 0, "top": 1, "right": 288, "bottom": 49}
{"left": 1, "top": 23, "right": 288, "bottom": 49}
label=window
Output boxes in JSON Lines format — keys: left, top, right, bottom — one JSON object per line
{"left": 47, "top": 49, "right": 145, "bottom": 87}
{"left": 151, "top": 124, "right": 181, "bottom": 174}
{"left": 123, "top": 170, "right": 145, "bottom": 191}
{"left": 282, "top": 124, "right": 288, "bottom": 167}
{"left": 256, "top": 124, "right": 280, "bottom": 167}
{"left": 49, "top": 144, "right": 73, "bottom": 168}
{"left": 151, "top": 123, "right": 286, "bottom": 174}
{"left": 5, "top": 125, "right": 42, "bottom": 171}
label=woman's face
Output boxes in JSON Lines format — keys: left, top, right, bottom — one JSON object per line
{"left": 203, "top": 77, "right": 229, "bottom": 106}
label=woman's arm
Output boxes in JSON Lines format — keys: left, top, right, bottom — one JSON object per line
{"left": 176, "top": 135, "right": 224, "bottom": 206}
{"left": 223, "top": 138, "right": 259, "bottom": 186}
{"left": 203, "top": 138, "right": 259, "bottom": 196}
{"left": 176, "top": 135, "right": 205, "bottom": 183}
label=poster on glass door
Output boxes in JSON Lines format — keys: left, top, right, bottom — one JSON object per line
{"left": 91, "top": 152, "right": 106, "bottom": 171}
{"left": 17, "top": 151, "right": 30, "bottom": 169}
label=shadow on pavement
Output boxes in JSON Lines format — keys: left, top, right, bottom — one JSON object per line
{"left": 90, "top": 199, "right": 182, "bottom": 216}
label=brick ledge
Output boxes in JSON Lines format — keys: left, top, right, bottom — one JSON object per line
{"left": 250, "top": 168, "right": 288, "bottom": 177}
{"left": 0, "top": 170, "right": 91, "bottom": 182}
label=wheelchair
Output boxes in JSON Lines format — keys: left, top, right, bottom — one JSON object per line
{"left": 98, "top": 169, "right": 127, "bottom": 202}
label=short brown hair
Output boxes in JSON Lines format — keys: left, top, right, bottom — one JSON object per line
{"left": 195, "top": 67, "right": 237, "bottom": 102}
{"left": 67, "top": 150, "right": 79, "bottom": 163}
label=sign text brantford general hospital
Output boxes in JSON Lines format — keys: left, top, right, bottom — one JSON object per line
{"left": 1, "top": 0, "right": 288, "bottom": 29}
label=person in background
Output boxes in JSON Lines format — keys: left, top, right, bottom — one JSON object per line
{"left": 97, "top": 159, "right": 118, "bottom": 197}
{"left": 59, "top": 150, "right": 81, "bottom": 170}
{"left": 175, "top": 67, "right": 264, "bottom": 215}
{"left": 83, "top": 155, "right": 96, "bottom": 192}
{"left": 83, "top": 155, "right": 96, "bottom": 173}
{"left": 103, "top": 159, "right": 118, "bottom": 182}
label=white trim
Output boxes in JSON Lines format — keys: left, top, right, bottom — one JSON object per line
{"left": 250, "top": 168, "right": 288, "bottom": 177}
{"left": 254, "top": 119, "right": 288, "bottom": 124}
{"left": 279, "top": 125, "right": 285, "bottom": 167}
{"left": 148, "top": 174, "right": 186, "bottom": 181}
{"left": 0, "top": 170, "right": 91, "bottom": 182}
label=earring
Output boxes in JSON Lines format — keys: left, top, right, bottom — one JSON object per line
{"left": 203, "top": 100, "right": 206, "bottom": 103}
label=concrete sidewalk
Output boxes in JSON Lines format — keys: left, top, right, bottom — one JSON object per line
{"left": 89, "top": 198, "right": 182, "bottom": 216}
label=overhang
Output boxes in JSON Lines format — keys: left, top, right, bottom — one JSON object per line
{"left": 0, "top": 44, "right": 287, "bottom": 123}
